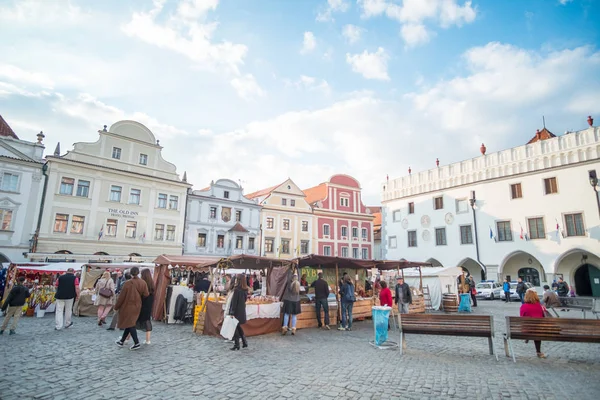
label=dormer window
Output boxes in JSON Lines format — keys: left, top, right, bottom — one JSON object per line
{"left": 224, "top": 191, "right": 230, "bottom": 199}
{"left": 139, "top": 154, "right": 148, "bottom": 165}
{"left": 112, "top": 147, "right": 122, "bottom": 160}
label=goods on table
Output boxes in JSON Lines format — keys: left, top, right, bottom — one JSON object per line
{"left": 246, "top": 295, "right": 279, "bottom": 305}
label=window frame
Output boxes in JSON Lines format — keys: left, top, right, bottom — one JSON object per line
{"left": 341, "top": 247, "right": 349, "bottom": 258}
{"left": 265, "top": 238, "right": 274, "bottom": 253}
{"left": 341, "top": 226, "right": 348, "bottom": 237}
{"left": 168, "top": 195, "right": 179, "bottom": 210}
{"left": 510, "top": 183, "right": 523, "bottom": 199}
{"left": 282, "top": 219, "right": 290, "bottom": 231}
{"left": 139, "top": 153, "right": 148, "bottom": 165}
{"left": 340, "top": 197, "right": 349, "bottom": 207}
{"left": 1, "top": 172, "right": 20, "bottom": 192}
{"left": 59, "top": 177, "right": 75, "bottom": 195}
{"left": 129, "top": 188, "right": 141, "bottom": 205}
{"left": 564, "top": 213, "right": 585, "bottom": 237}
{"left": 362, "top": 248, "right": 368, "bottom": 260}
{"left": 301, "top": 220, "right": 308, "bottom": 232}
{"left": 248, "top": 237, "right": 255, "bottom": 250}
{"left": 300, "top": 240, "right": 309, "bottom": 254}
{"left": 361, "top": 228, "right": 367, "bottom": 240}
{"left": 407, "top": 230, "right": 417, "bottom": 247}
{"left": 106, "top": 219, "right": 118, "bottom": 237}
{"left": 527, "top": 217, "right": 546, "bottom": 240}
{"left": 281, "top": 198, "right": 287, "bottom": 206}
{"left": 112, "top": 147, "right": 122, "bottom": 160}
{"left": 323, "top": 224, "right": 330, "bottom": 236}
{"left": 352, "top": 247, "right": 359, "bottom": 259}
{"left": 496, "top": 220, "right": 513, "bottom": 242}
{"left": 408, "top": 202, "right": 415, "bottom": 214}
{"left": 266, "top": 217, "right": 274, "bottom": 229}
{"left": 460, "top": 224, "right": 473, "bottom": 245}
{"left": 197, "top": 232, "right": 207, "bottom": 247}
{"left": 70, "top": 215, "right": 85, "bottom": 234}
{"left": 389, "top": 235, "right": 397, "bottom": 249}
{"left": 290, "top": 199, "right": 296, "bottom": 207}
{"left": 435, "top": 227, "right": 447, "bottom": 246}
{"left": 433, "top": 196, "right": 444, "bottom": 210}
{"left": 235, "top": 236, "right": 243, "bottom": 249}
{"left": 217, "top": 234, "right": 225, "bottom": 248}
{"left": 0, "top": 208, "right": 13, "bottom": 231}
{"left": 544, "top": 177, "right": 558, "bottom": 195}
{"left": 235, "top": 210, "right": 242, "bottom": 222}
{"left": 125, "top": 221, "right": 137, "bottom": 239}
{"left": 392, "top": 210, "right": 401, "bottom": 222}
{"left": 110, "top": 185, "right": 122, "bottom": 202}
{"left": 157, "top": 193, "right": 167, "bottom": 209}
{"left": 76, "top": 180, "right": 90, "bottom": 197}
{"left": 166, "top": 225, "right": 176, "bottom": 241}
{"left": 155, "top": 224, "right": 165, "bottom": 240}
{"left": 323, "top": 246, "right": 331, "bottom": 256}
{"left": 281, "top": 238, "right": 290, "bottom": 254}
{"left": 352, "top": 227, "right": 358, "bottom": 238}
{"left": 53, "top": 214, "right": 69, "bottom": 233}
{"left": 224, "top": 190, "right": 230, "bottom": 199}
{"left": 210, "top": 206, "right": 217, "bottom": 219}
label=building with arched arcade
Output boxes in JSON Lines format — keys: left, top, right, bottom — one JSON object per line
{"left": 382, "top": 117, "right": 600, "bottom": 297}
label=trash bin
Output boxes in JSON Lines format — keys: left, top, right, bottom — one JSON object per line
{"left": 372, "top": 306, "right": 391, "bottom": 346}
{"left": 458, "top": 293, "right": 472, "bottom": 313}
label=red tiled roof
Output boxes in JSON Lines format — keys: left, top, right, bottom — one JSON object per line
{"left": 0, "top": 115, "right": 19, "bottom": 139}
{"left": 527, "top": 128, "right": 556, "bottom": 144}
{"left": 229, "top": 222, "right": 249, "bottom": 233}
{"left": 246, "top": 183, "right": 281, "bottom": 199}
{"left": 303, "top": 183, "right": 327, "bottom": 205}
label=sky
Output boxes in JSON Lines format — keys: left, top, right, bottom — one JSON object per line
{"left": 0, "top": 0, "right": 599, "bottom": 205}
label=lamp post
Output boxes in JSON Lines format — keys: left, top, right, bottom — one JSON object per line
{"left": 589, "top": 170, "right": 600, "bottom": 218}
{"left": 469, "top": 191, "right": 485, "bottom": 280}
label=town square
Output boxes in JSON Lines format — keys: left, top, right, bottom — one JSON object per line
{"left": 1, "top": 0, "right": 599, "bottom": 399}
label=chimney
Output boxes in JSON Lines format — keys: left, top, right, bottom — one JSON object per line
{"left": 588, "top": 116, "right": 594, "bottom": 127}
{"left": 480, "top": 143, "right": 486, "bottom": 155}
{"left": 536, "top": 129, "right": 541, "bottom": 140}
{"left": 54, "top": 142, "right": 61, "bottom": 156}
{"left": 436, "top": 158, "right": 440, "bottom": 167}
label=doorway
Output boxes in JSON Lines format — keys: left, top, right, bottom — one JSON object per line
{"left": 574, "top": 264, "right": 600, "bottom": 297}
{"left": 518, "top": 267, "right": 540, "bottom": 287}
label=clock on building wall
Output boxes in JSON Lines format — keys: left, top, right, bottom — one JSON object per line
{"left": 422, "top": 230, "right": 431, "bottom": 242}
{"left": 421, "top": 215, "right": 431, "bottom": 228}
{"left": 401, "top": 218, "right": 409, "bottom": 229}
{"left": 445, "top": 213, "right": 454, "bottom": 225}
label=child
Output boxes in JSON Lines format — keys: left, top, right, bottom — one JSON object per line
{"left": 1, "top": 277, "right": 31, "bottom": 335}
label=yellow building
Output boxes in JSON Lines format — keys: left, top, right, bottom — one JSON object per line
{"left": 247, "top": 178, "right": 313, "bottom": 259}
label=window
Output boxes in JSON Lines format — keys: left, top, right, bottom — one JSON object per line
{"left": 236, "top": 236, "right": 243, "bottom": 249}
{"left": 323, "top": 246, "right": 331, "bottom": 256}
{"left": 70, "top": 216, "right": 84, "bottom": 234}
{"left": 456, "top": 199, "right": 468, "bottom": 214}
{"left": 352, "top": 227, "right": 358, "bottom": 238}
{"left": 154, "top": 224, "right": 164, "bottom": 240}
{"left": 235, "top": 210, "right": 242, "bottom": 222}
{"left": 129, "top": 188, "right": 141, "bottom": 205}
{"left": 389, "top": 236, "right": 397, "bottom": 249}
{"left": 110, "top": 185, "right": 122, "bottom": 202}
{"left": 60, "top": 177, "right": 74, "bottom": 195}
{"left": 169, "top": 195, "right": 179, "bottom": 210}
{"left": 407, "top": 231, "right": 417, "bottom": 247}
{"left": 224, "top": 191, "right": 229, "bottom": 199}
{"left": 281, "top": 239, "right": 290, "bottom": 254}
{"left": 362, "top": 248, "right": 368, "bottom": 259}
{"left": 197, "top": 233, "right": 206, "bottom": 247}
{"left": 393, "top": 210, "right": 401, "bottom": 222}
{"left": 434, "top": 196, "right": 444, "bottom": 210}
{"left": 352, "top": 248, "right": 359, "bottom": 259}
{"left": 528, "top": 217, "right": 546, "bottom": 240}
{"left": 53, "top": 214, "right": 68, "bottom": 233}
{"left": 266, "top": 217, "right": 274, "bottom": 229}
{"left": 210, "top": 206, "right": 217, "bottom": 219}
{"left": 217, "top": 235, "right": 225, "bottom": 248}
{"left": 283, "top": 219, "right": 290, "bottom": 231}
{"left": 76, "top": 180, "right": 90, "bottom": 197}
{"left": 342, "top": 247, "right": 349, "bottom": 257}
{"left": 564, "top": 213, "right": 585, "bottom": 237}
{"left": 496, "top": 221, "right": 512, "bottom": 242}
{"left": 544, "top": 177, "right": 558, "bottom": 195}
{"left": 341, "top": 226, "right": 348, "bottom": 237}
{"left": 112, "top": 147, "right": 121, "bottom": 160}
{"left": 166, "top": 225, "right": 175, "bottom": 241}
{"left": 300, "top": 240, "right": 309, "bottom": 254}
{"left": 282, "top": 198, "right": 287, "bottom": 206}
{"left": 510, "top": 183, "right": 523, "bottom": 199}
{"left": 323, "top": 224, "right": 330, "bottom": 236}
{"left": 1, "top": 173, "right": 19, "bottom": 192}
{"left": 158, "top": 193, "right": 167, "bottom": 208}
{"left": 0, "top": 209, "right": 13, "bottom": 230}
{"left": 340, "top": 197, "right": 349, "bottom": 207}
{"left": 125, "top": 221, "right": 137, "bottom": 238}
{"left": 301, "top": 221, "right": 308, "bottom": 232}
{"left": 265, "top": 238, "right": 274, "bottom": 253}
{"left": 435, "top": 227, "right": 447, "bottom": 246}
{"left": 408, "top": 202, "right": 415, "bottom": 214}
{"left": 460, "top": 225, "right": 473, "bottom": 244}
{"left": 290, "top": 199, "right": 296, "bottom": 207}
{"left": 106, "top": 219, "right": 118, "bottom": 236}
{"left": 362, "top": 228, "right": 367, "bottom": 240}
{"left": 139, "top": 154, "right": 148, "bottom": 165}
{"left": 248, "top": 237, "right": 255, "bottom": 250}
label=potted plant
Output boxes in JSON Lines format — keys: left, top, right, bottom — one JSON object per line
{"left": 37, "top": 290, "right": 54, "bottom": 317}
{"left": 26, "top": 292, "right": 38, "bottom": 317}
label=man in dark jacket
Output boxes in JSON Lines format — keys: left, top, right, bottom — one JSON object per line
{"left": 311, "top": 272, "right": 330, "bottom": 329}
{"left": 394, "top": 277, "right": 412, "bottom": 314}
{"left": 1, "top": 277, "right": 31, "bottom": 335}
{"left": 557, "top": 277, "right": 569, "bottom": 297}
{"left": 516, "top": 277, "right": 526, "bottom": 304}
{"left": 55, "top": 268, "right": 80, "bottom": 330}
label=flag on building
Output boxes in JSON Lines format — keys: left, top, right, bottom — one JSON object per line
{"left": 489, "top": 226, "right": 493, "bottom": 239}
{"left": 98, "top": 225, "right": 103, "bottom": 241}
{"left": 520, "top": 226, "right": 524, "bottom": 240}
{"left": 140, "top": 232, "right": 146, "bottom": 243}
{"left": 555, "top": 219, "right": 560, "bottom": 238}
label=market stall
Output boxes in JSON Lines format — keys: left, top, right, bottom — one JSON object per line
{"left": 375, "top": 260, "right": 435, "bottom": 314}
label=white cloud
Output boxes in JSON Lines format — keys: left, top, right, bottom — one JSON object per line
{"left": 559, "top": 0, "right": 573, "bottom": 4}
{"left": 0, "top": 64, "right": 55, "bottom": 89}
{"left": 0, "top": 0, "right": 91, "bottom": 25}
{"left": 289, "top": 75, "right": 331, "bottom": 95}
{"left": 401, "top": 23, "right": 432, "bottom": 47}
{"left": 316, "top": 0, "right": 350, "bottom": 22}
{"left": 343, "top": 25, "right": 364, "bottom": 44}
{"left": 346, "top": 48, "right": 390, "bottom": 80}
{"left": 301, "top": 32, "right": 317, "bottom": 54}
{"left": 230, "top": 74, "right": 265, "bottom": 100}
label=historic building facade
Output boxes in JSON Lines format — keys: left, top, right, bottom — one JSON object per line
{"left": 29, "top": 120, "right": 190, "bottom": 262}
{"left": 382, "top": 117, "right": 600, "bottom": 296}
{"left": 303, "top": 175, "right": 374, "bottom": 259}
{"left": 247, "top": 179, "right": 313, "bottom": 259}
{"left": 184, "top": 179, "right": 261, "bottom": 257}
{"left": 0, "top": 115, "right": 46, "bottom": 262}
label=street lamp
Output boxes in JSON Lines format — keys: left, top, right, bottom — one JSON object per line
{"left": 589, "top": 170, "right": 600, "bottom": 217}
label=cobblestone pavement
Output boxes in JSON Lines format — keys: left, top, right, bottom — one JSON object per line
{"left": 0, "top": 300, "right": 599, "bottom": 400}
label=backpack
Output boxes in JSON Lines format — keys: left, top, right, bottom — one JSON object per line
{"left": 342, "top": 283, "right": 356, "bottom": 303}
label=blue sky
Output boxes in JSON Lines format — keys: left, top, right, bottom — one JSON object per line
{"left": 0, "top": 0, "right": 599, "bottom": 204}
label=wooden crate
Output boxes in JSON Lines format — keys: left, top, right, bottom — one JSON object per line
{"left": 193, "top": 306, "right": 205, "bottom": 334}
{"left": 352, "top": 298, "right": 375, "bottom": 320}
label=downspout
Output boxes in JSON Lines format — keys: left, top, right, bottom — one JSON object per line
{"left": 470, "top": 191, "right": 486, "bottom": 280}
{"left": 31, "top": 162, "right": 49, "bottom": 256}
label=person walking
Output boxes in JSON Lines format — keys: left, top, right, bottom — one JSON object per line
{"left": 310, "top": 272, "right": 330, "bottom": 330}
{"left": 114, "top": 267, "right": 149, "bottom": 350}
{"left": 107, "top": 272, "right": 131, "bottom": 331}
{"left": 468, "top": 274, "right": 478, "bottom": 307}
{"left": 282, "top": 273, "right": 301, "bottom": 336}
{"left": 136, "top": 268, "right": 155, "bottom": 345}
{"left": 520, "top": 289, "right": 546, "bottom": 358}
{"left": 339, "top": 275, "right": 356, "bottom": 331}
{"left": 503, "top": 278, "right": 511, "bottom": 303}
{"left": 394, "top": 277, "right": 412, "bottom": 314}
{"left": 516, "top": 277, "right": 526, "bottom": 304}
{"left": 1, "top": 277, "right": 31, "bottom": 335}
{"left": 94, "top": 271, "right": 116, "bottom": 326}
{"left": 228, "top": 274, "right": 248, "bottom": 350}
{"left": 55, "top": 268, "right": 80, "bottom": 330}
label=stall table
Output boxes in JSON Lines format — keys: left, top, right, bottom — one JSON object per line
{"left": 296, "top": 303, "right": 338, "bottom": 329}
{"left": 201, "top": 300, "right": 282, "bottom": 337}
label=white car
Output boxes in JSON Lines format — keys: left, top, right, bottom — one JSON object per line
{"left": 475, "top": 282, "right": 503, "bottom": 300}
{"left": 501, "top": 282, "right": 534, "bottom": 301}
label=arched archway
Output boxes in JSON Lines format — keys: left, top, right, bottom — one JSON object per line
{"left": 55, "top": 250, "right": 73, "bottom": 254}
{"left": 425, "top": 258, "right": 443, "bottom": 267}
{"left": 94, "top": 252, "right": 109, "bottom": 256}
{"left": 499, "top": 251, "right": 545, "bottom": 286}
{"left": 0, "top": 252, "right": 10, "bottom": 263}
{"left": 574, "top": 264, "right": 600, "bottom": 297}
{"left": 554, "top": 249, "right": 600, "bottom": 294}
{"left": 457, "top": 258, "right": 486, "bottom": 281}
{"left": 128, "top": 253, "right": 141, "bottom": 257}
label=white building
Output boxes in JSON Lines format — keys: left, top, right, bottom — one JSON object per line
{"left": 183, "top": 179, "right": 261, "bottom": 256}
{"left": 29, "top": 120, "right": 190, "bottom": 263}
{"left": 382, "top": 117, "right": 600, "bottom": 297}
{"left": 0, "top": 115, "right": 46, "bottom": 262}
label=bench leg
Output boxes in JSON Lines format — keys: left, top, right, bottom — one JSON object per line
{"left": 503, "top": 336, "right": 510, "bottom": 358}
{"left": 508, "top": 338, "right": 516, "bottom": 363}
{"left": 551, "top": 308, "right": 559, "bottom": 318}
{"left": 399, "top": 332, "right": 404, "bottom": 355}
{"left": 488, "top": 337, "right": 498, "bottom": 361}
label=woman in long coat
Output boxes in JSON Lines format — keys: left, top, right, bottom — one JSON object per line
{"left": 228, "top": 274, "right": 248, "bottom": 351}
{"left": 114, "top": 266, "right": 148, "bottom": 350}
{"left": 94, "top": 271, "right": 116, "bottom": 326}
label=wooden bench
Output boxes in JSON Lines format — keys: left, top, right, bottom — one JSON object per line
{"left": 503, "top": 316, "right": 600, "bottom": 362}
{"left": 398, "top": 314, "right": 497, "bottom": 360}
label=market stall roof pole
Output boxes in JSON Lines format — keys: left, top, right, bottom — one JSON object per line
{"left": 335, "top": 263, "right": 341, "bottom": 328}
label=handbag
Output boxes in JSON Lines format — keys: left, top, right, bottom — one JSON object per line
{"left": 220, "top": 315, "right": 239, "bottom": 340}
{"left": 98, "top": 280, "right": 113, "bottom": 298}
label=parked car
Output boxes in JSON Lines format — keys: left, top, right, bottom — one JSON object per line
{"left": 475, "top": 281, "right": 503, "bottom": 300}
{"left": 501, "top": 282, "right": 534, "bottom": 301}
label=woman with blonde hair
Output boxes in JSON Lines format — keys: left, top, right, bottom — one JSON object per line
{"left": 282, "top": 272, "right": 301, "bottom": 336}
{"left": 94, "top": 271, "right": 115, "bottom": 326}
{"left": 520, "top": 288, "right": 546, "bottom": 358}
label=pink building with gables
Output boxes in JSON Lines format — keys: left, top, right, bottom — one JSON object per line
{"left": 304, "top": 174, "right": 375, "bottom": 259}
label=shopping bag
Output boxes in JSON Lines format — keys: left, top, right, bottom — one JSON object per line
{"left": 220, "top": 316, "right": 239, "bottom": 340}
{"left": 91, "top": 294, "right": 97, "bottom": 302}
